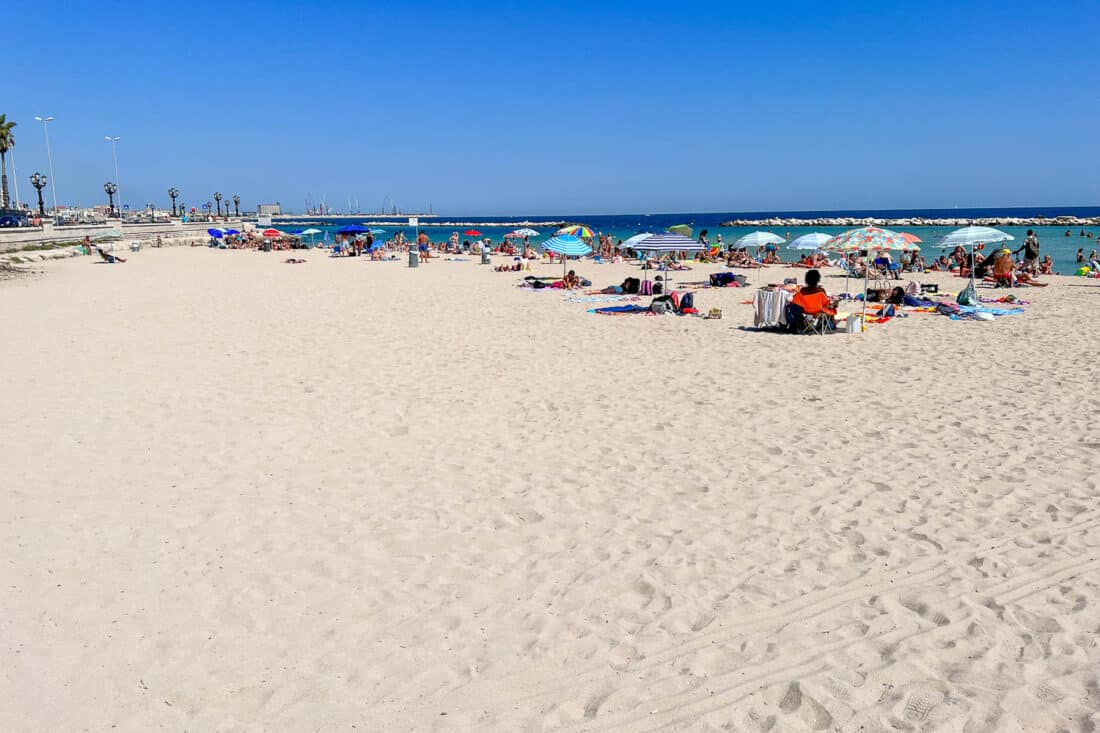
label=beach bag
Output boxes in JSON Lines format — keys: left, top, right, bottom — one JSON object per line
{"left": 678, "top": 292, "right": 695, "bottom": 312}
{"left": 650, "top": 295, "right": 673, "bottom": 315}
{"left": 957, "top": 281, "right": 978, "bottom": 306}
{"left": 640, "top": 279, "right": 654, "bottom": 295}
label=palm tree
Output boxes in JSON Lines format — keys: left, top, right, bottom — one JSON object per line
{"left": 0, "top": 115, "right": 16, "bottom": 210}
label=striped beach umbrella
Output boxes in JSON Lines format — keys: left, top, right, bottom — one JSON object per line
{"left": 632, "top": 232, "right": 702, "bottom": 252}
{"left": 556, "top": 224, "right": 594, "bottom": 239}
{"left": 511, "top": 228, "right": 540, "bottom": 237}
{"left": 543, "top": 235, "right": 592, "bottom": 276}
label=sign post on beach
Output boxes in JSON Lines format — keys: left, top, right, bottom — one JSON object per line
{"left": 408, "top": 217, "right": 419, "bottom": 268}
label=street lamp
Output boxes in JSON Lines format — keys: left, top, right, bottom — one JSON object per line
{"left": 232, "top": 194, "right": 240, "bottom": 218}
{"left": 213, "top": 191, "right": 223, "bottom": 218}
{"left": 30, "top": 172, "right": 47, "bottom": 217}
{"left": 103, "top": 181, "right": 118, "bottom": 217}
{"left": 168, "top": 187, "right": 180, "bottom": 217}
{"left": 105, "top": 136, "right": 122, "bottom": 218}
{"left": 33, "top": 115, "right": 57, "bottom": 214}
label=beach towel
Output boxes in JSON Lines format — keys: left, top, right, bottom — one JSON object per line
{"left": 565, "top": 295, "right": 635, "bottom": 303}
{"left": 589, "top": 305, "right": 651, "bottom": 315}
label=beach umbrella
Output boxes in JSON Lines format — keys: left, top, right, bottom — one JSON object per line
{"left": 262, "top": 228, "right": 282, "bottom": 238}
{"left": 936, "top": 226, "right": 1014, "bottom": 296}
{"left": 207, "top": 228, "right": 225, "bottom": 239}
{"left": 463, "top": 229, "right": 482, "bottom": 237}
{"left": 543, "top": 235, "right": 592, "bottom": 277}
{"left": 369, "top": 228, "right": 387, "bottom": 235}
{"left": 936, "top": 225, "right": 1014, "bottom": 249}
{"left": 299, "top": 227, "right": 322, "bottom": 247}
{"left": 337, "top": 224, "right": 369, "bottom": 235}
{"left": 635, "top": 233, "right": 703, "bottom": 292}
{"left": 900, "top": 232, "right": 922, "bottom": 244}
{"left": 225, "top": 228, "right": 240, "bottom": 236}
{"left": 667, "top": 224, "right": 693, "bottom": 238}
{"left": 788, "top": 232, "right": 832, "bottom": 250}
{"left": 623, "top": 233, "right": 655, "bottom": 249}
{"left": 824, "top": 226, "right": 910, "bottom": 324}
{"left": 511, "top": 228, "right": 540, "bottom": 237}
{"left": 633, "top": 232, "right": 702, "bottom": 253}
{"left": 735, "top": 231, "right": 785, "bottom": 249}
{"left": 556, "top": 224, "right": 594, "bottom": 239}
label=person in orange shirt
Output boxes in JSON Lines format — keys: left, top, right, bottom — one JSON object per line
{"left": 791, "top": 269, "right": 836, "bottom": 316}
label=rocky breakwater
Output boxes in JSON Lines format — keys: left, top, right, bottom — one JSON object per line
{"left": 720, "top": 215, "right": 1100, "bottom": 227}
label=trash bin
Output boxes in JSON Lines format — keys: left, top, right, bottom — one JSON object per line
{"left": 131, "top": 241, "right": 141, "bottom": 252}
{"left": 481, "top": 249, "right": 491, "bottom": 265}
{"left": 409, "top": 249, "right": 419, "bottom": 268}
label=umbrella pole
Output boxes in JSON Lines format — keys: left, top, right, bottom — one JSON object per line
{"left": 862, "top": 265, "right": 869, "bottom": 330}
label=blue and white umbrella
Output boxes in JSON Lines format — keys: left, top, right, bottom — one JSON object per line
{"left": 632, "top": 232, "right": 702, "bottom": 252}
{"left": 543, "top": 235, "right": 591, "bottom": 276}
{"left": 735, "top": 231, "right": 785, "bottom": 249}
{"left": 510, "top": 227, "right": 540, "bottom": 237}
{"left": 543, "top": 234, "right": 591, "bottom": 256}
{"left": 787, "top": 232, "right": 832, "bottom": 250}
{"left": 937, "top": 225, "right": 1015, "bottom": 298}
{"left": 936, "top": 226, "right": 1014, "bottom": 249}
{"left": 207, "top": 228, "right": 225, "bottom": 239}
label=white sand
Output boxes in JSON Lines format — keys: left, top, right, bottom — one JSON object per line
{"left": 1, "top": 248, "right": 1098, "bottom": 731}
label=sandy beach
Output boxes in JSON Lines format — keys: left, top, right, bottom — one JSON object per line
{"left": 2, "top": 248, "right": 1098, "bottom": 731}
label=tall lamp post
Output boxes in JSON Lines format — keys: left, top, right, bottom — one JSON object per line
{"left": 33, "top": 115, "right": 57, "bottom": 214}
{"left": 232, "top": 194, "right": 240, "bottom": 218}
{"left": 213, "top": 191, "right": 223, "bottom": 218}
{"left": 168, "top": 187, "right": 180, "bottom": 217}
{"left": 103, "top": 181, "right": 118, "bottom": 217}
{"left": 30, "top": 172, "right": 47, "bottom": 217}
{"left": 105, "top": 136, "right": 122, "bottom": 218}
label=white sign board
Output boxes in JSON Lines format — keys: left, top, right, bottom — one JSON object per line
{"left": 408, "top": 217, "right": 418, "bottom": 228}
{"left": 257, "top": 217, "right": 272, "bottom": 227}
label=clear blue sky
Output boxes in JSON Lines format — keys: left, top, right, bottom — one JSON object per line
{"left": 4, "top": 0, "right": 1098, "bottom": 215}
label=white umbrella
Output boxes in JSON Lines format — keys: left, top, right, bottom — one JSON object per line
{"left": 937, "top": 226, "right": 1014, "bottom": 300}
{"left": 510, "top": 228, "right": 540, "bottom": 237}
{"left": 788, "top": 232, "right": 832, "bottom": 250}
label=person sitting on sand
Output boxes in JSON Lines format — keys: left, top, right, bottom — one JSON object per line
{"left": 562, "top": 270, "right": 582, "bottom": 289}
{"left": 96, "top": 246, "right": 126, "bottom": 264}
{"left": 992, "top": 249, "right": 1015, "bottom": 286}
{"left": 1039, "top": 255, "right": 1054, "bottom": 275}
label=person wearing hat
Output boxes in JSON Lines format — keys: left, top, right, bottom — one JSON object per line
{"left": 992, "top": 248, "right": 1015, "bottom": 287}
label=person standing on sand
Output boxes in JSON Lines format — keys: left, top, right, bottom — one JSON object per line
{"left": 1014, "top": 229, "right": 1040, "bottom": 273}
{"left": 417, "top": 230, "right": 429, "bottom": 259}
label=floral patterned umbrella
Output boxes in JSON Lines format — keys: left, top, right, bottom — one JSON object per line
{"left": 823, "top": 226, "right": 910, "bottom": 252}
{"left": 823, "top": 226, "right": 909, "bottom": 327}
